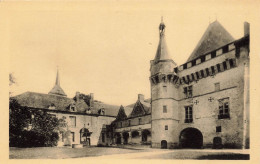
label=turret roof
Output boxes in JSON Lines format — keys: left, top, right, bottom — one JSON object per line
{"left": 48, "top": 69, "right": 67, "bottom": 97}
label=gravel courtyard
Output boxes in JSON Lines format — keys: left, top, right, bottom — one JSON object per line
{"left": 9, "top": 147, "right": 249, "bottom": 160}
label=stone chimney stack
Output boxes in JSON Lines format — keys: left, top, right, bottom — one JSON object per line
{"left": 244, "top": 22, "right": 250, "bottom": 36}
{"left": 76, "top": 91, "right": 80, "bottom": 102}
{"left": 138, "top": 94, "right": 144, "bottom": 102}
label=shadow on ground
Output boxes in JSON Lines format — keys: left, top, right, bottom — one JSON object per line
{"left": 197, "top": 154, "right": 249, "bottom": 160}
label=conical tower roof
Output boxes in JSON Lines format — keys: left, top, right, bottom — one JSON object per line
{"left": 154, "top": 19, "right": 175, "bottom": 64}
{"left": 187, "top": 20, "right": 234, "bottom": 62}
{"left": 48, "top": 69, "right": 67, "bottom": 97}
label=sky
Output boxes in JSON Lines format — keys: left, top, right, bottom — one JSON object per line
{"left": 6, "top": 1, "right": 255, "bottom": 106}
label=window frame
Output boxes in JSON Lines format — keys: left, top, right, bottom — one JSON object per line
{"left": 165, "top": 125, "right": 168, "bottom": 130}
{"left": 218, "top": 98, "right": 230, "bottom": 119}
{"left": 69, "top": 116, "right": 76, "bottom": 127}
{"left": 71, "top": 132, "right": 75, "bottom": 142}
{"left": 183, "top": 85, "right": 193, "bottom": 98}
{"left": 163, "top": 105, "right": 167, "bottom": 113}
{"left": 184, "top": 106, "right": 193, "bottom": 123}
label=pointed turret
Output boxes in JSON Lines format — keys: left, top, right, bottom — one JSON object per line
{"left": 48, "top": 68, "right": 67, "bottom": 97}
{"left": 187, "top": 20, "right": 234, "bottom": 62}
{"left": 150, "top": 19, "right": 177, "bottom": 76}
{"left": 154, "top": 18, "right": 175, "bottom": 63}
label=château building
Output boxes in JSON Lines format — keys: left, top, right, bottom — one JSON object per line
{"left": 12, "top": 19, "right": 250, "bottom": 149}
{"left": 149, "top": 20, "right": 249, "bottom": 149}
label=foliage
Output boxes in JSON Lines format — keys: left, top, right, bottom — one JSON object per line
{"left": 9, "top": 99, "right": 65, "bottom": 147}
{"left": 73, "top": 93, "right": 91, "bottom": 106}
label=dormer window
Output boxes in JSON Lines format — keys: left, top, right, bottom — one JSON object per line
{"left": 70, "top": 105, "right": 76, "bottom": 112}
{"left": 48, "top": 103, "right": 56, "bottom": 109}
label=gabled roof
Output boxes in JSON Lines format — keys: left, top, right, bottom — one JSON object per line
{"left": 129, "top": 100, "right": 151, "bottom": 118}
{"left": 115, "top": 105, "right": 127, "bottom": 121}
{"left": 186, "top": 20, "right": 234, "bottom": 62}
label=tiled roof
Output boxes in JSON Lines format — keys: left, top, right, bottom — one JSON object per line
{"left": 92, "top": 101, "right": 121, "bottom": 117}
{"left": 13, "top": 91, "right": 120, "bottom": 117}
{"left": 14, "top": 92, "right": 74, "bottom": 111}
{"left": 186, "top": 20, "right": 234, "bottom": 62}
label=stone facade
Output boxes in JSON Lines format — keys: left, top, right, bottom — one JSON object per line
{"left": 149, "top": 20, "right": 250, "bottom": 149}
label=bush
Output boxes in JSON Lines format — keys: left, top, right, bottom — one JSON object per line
{"left": 9, "top": 99, "right": 61, "bottom": 147}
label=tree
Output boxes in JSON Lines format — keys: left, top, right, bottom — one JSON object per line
{"left": 9, "top": 99, "right": 64, "bottom": 147}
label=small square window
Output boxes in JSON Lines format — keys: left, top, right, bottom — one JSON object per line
{"left": 163, "top": 105, "right": 167, "bottom": 113}
{"left": 215, "top": 83, "right": 220, "bottom": 91}
{"left": 165, "top": 125, "right": 168, "bottom": 130}
{"left": 216, "top": 126, "right": 222, "bottom": 132}
{"left": 138, "top": 118, "right": 142, "bottom": 125}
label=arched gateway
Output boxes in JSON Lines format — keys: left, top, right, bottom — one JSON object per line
{"left": 179, "top": 128, "right": 203, "bottom": 149}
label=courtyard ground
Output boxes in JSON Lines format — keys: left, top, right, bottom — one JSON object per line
{"left": 9, "top": 146, "right": 249, "bottom": 160}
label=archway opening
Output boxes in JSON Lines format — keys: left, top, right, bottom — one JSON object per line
{"left": 123, "top": 132, "right": 129, "bottom": 144}
{"left": 80, "top": 128, "right": 92, "bottom": 146}
{"left": 161, "top": 140, "right": 167, "bottom": 149}
{"left": 115, "top": 133, "right": 121, "bottom": 144}
{"left": 213, "top": 137, "right": 223, "bottom": 149}
{"left": 142, "top": 130, "right": 151, "bottom": 142}
{"left": 179, "top": 128, "right": 203, "bottom": 149}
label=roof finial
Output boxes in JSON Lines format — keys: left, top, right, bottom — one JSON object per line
{"left": 55, "top": 66, "right": 60, "bottom": 86}
{"left": 215, "top": 13, "right": 218, "bottom": 21}
{"left": 159, "top": 17, "right": 166, "bottom": 36}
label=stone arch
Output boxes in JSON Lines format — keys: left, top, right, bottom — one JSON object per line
{"left": 161, "top": 140, "right": 167, "bottom": 149}
{"left": 141, "top": 129, "right": 151, "bottom": 142}
{"left": 131, "top": 131, "right": 139, "bottom": 138}
{"left": 115, "top": 133, "right": 121, "bottom": 144}
{"left": 122, "top": 132, "right": 129, "bottom": 144}
{"left": 179, "top": 128, "right": 203, "bottom": 149}
{"left": 213, "top": 137, "right": 223, "bottom": 149}
{"left": 80, "top": 128, "right": 91, "bottom": 146}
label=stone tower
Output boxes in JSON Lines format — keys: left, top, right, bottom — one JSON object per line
{"left": 150, "top": 19, "right": 179, "bottom": 148}
{"left": 48, "top": 68, "right": 67, "bottom": 97}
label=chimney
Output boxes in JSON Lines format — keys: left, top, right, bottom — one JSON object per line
{"left": 138, "top": 94, "right": 144, "bottom": 102}
{"left": 90, "top": 93, "right": 94, "bottom": 107}
{"left": 244, "top": 22, "right": 250, "bottom": 36}
{"left": 76, "top": 91, "right": 80, "bottom": 102}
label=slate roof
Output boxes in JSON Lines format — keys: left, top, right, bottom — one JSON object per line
{"left": 13, "top": 91, "right": 120, "bottom": 117}
{"left": 186, "top": 20, "right": 234, "bottom": 62}
{"left": 14, "top": 92, "right": 74, "bottom": 111}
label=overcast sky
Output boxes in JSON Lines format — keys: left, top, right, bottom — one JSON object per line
{"left": 7, "top": 1, "right": 254, "bottom": 106}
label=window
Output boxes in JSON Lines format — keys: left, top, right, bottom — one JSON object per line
{"left": 138, "top": 118, "right": 142, "bottom": 125}
{"left": 218, "top": 98, "right": 230, "bottom": 119}
{"left": 165, "top": 125, "right": 168, "bottom": 130}
{"left": 128, "top": 120, "right": 131, "bottom": 126}
{"left": 184, "top": 85, "right": 193, "bottom": 98}
{"left": 69, "top": 116, "right": 76, "bottom": 127}
{"left": 70, "top": 106, "right": 75, "bottom": 111}
{"left": 71, "top": 132, "right": 75, "bottom": 142}
{"left": 102, "top": 133, "right": 105, "bottom": 142}
{"left": 120, "top": 122, "right": 122, "bottom": 128}
{"left": 163, "top": 105, "right": 167, "bottom": 113}
{"left": 215, "top": 83, "right": 220, "bottom": 91}
{"left": 185, "top": 106, "right": 193, "bottom": 123}
{"left": 163, "top": 86, "right": 167, "bottom": 92}
{"left": 216, "top": 126, "right": 222, "bottom": 132}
